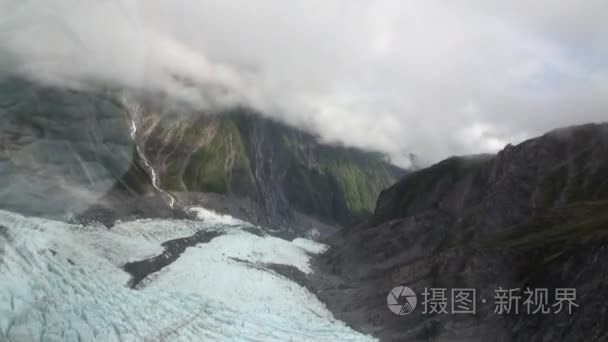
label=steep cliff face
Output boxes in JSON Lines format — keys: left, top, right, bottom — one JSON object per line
{"left": 315, "top": 123, "right": 608, "bottom": 341}
{"left": 0, "top": 78, "right": 137, "bottom": 218}
{"left": 137, "top": 108, "right": 404, "bottom": 232}
{"left": 0, "top": 78, "right": 189, "bottom": 224}
{"left": 0, "top": 78, "right": 403, "bottom": 233}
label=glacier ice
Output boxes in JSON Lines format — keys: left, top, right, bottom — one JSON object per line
{"left": 0, "top": 209, "right": 374, "bottom": 341}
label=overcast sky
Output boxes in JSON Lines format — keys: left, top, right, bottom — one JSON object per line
{"left": 1, "top": 0, "right": 607, "bottom": 166}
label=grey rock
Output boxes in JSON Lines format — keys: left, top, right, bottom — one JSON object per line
{"left": 315, "top": 123, "right": 608, "bottom": 341}
{"left": 0, "top": 77, "right": 135, "bottom": 219}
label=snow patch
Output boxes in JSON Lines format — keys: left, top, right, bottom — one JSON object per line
{"left": 292, "top": 238, "right": 329, "bottom": 255}
{"left": 186, "top": 206, "right": 251, "bottom": 227}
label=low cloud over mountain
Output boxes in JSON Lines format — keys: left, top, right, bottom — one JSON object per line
{"left": 1, "top": 0, "right": 607, "bottom": 166}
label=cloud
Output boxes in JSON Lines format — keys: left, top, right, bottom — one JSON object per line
{"left": 1, "top": 0, "right": 607, "bottom": 166}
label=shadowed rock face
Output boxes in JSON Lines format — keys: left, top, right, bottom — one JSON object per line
{"left": 0, "top": 78, "right": 136, "bottom": 219}
{"left": 0, "top": 78, "right": 187, "bottom": 224}
{"left": 315, "top": 123, "right": 608, "bottom": 341}
{"left": 123, "top": 106, "right": 406, "bottom": 232}
{"left": 0, "top": 78, "right": 403, "bottom": 233}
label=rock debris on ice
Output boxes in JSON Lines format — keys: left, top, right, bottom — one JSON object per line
{"left": 0, "top": 208, "right": 374, "bottom": 341}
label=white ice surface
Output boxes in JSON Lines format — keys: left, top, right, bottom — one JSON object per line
{"left": 186, "top": 206, "right": 251, "bottom": 227}
{"left": 292, "top": 238, "right": 329, "bottom": 255}
{"left": 0, "top": 208, "right": 374, "bottom": 342}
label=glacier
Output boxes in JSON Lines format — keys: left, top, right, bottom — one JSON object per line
{"left": 0, "top": 208, "right": 374, "bottom": 341}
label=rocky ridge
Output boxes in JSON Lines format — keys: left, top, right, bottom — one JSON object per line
{"left": 313, "top": 122, "right": 608, "bottom": 341}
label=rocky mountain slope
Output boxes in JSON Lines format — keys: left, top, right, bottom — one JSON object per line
{"left": 135, "top": 107, "right": 404, "bottom": 233}
{"left": 0, "top": 78, "right": 403, "bottom": 234}
{"left": 314, "top": 122, "right": 608, "bottom": 341}
{"left": 0, "top": 78, "right": 136, "bottom": 218}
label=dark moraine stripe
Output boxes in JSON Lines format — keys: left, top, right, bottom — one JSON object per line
{"left": 123, "top": 229, "right": 224, "bottom": 288}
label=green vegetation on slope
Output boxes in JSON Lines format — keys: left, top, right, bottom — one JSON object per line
{"left": 277, "top": 127, "right": 402, "bottom": 222}
{"left": 319, "top": 147, "right": 397, "bottom": 214}
{"left": 157, "top": 122, "right": 213, "bottom": 191}
{"left": 183, "top": 118, "right": 251, "bottom": 194}
{"left": 479, "top": 200, "right": 608, "bottom": 252}
{"left": 145, "top": 110, "right": 403, "bottom": 225}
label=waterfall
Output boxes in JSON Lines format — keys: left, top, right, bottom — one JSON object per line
{"left": 121, "top": 93, "right": 176, "bottom": 208}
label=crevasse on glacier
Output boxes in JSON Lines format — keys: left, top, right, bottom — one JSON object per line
{"left": 0, "top": 208, "right": 374, "bottom": 341}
